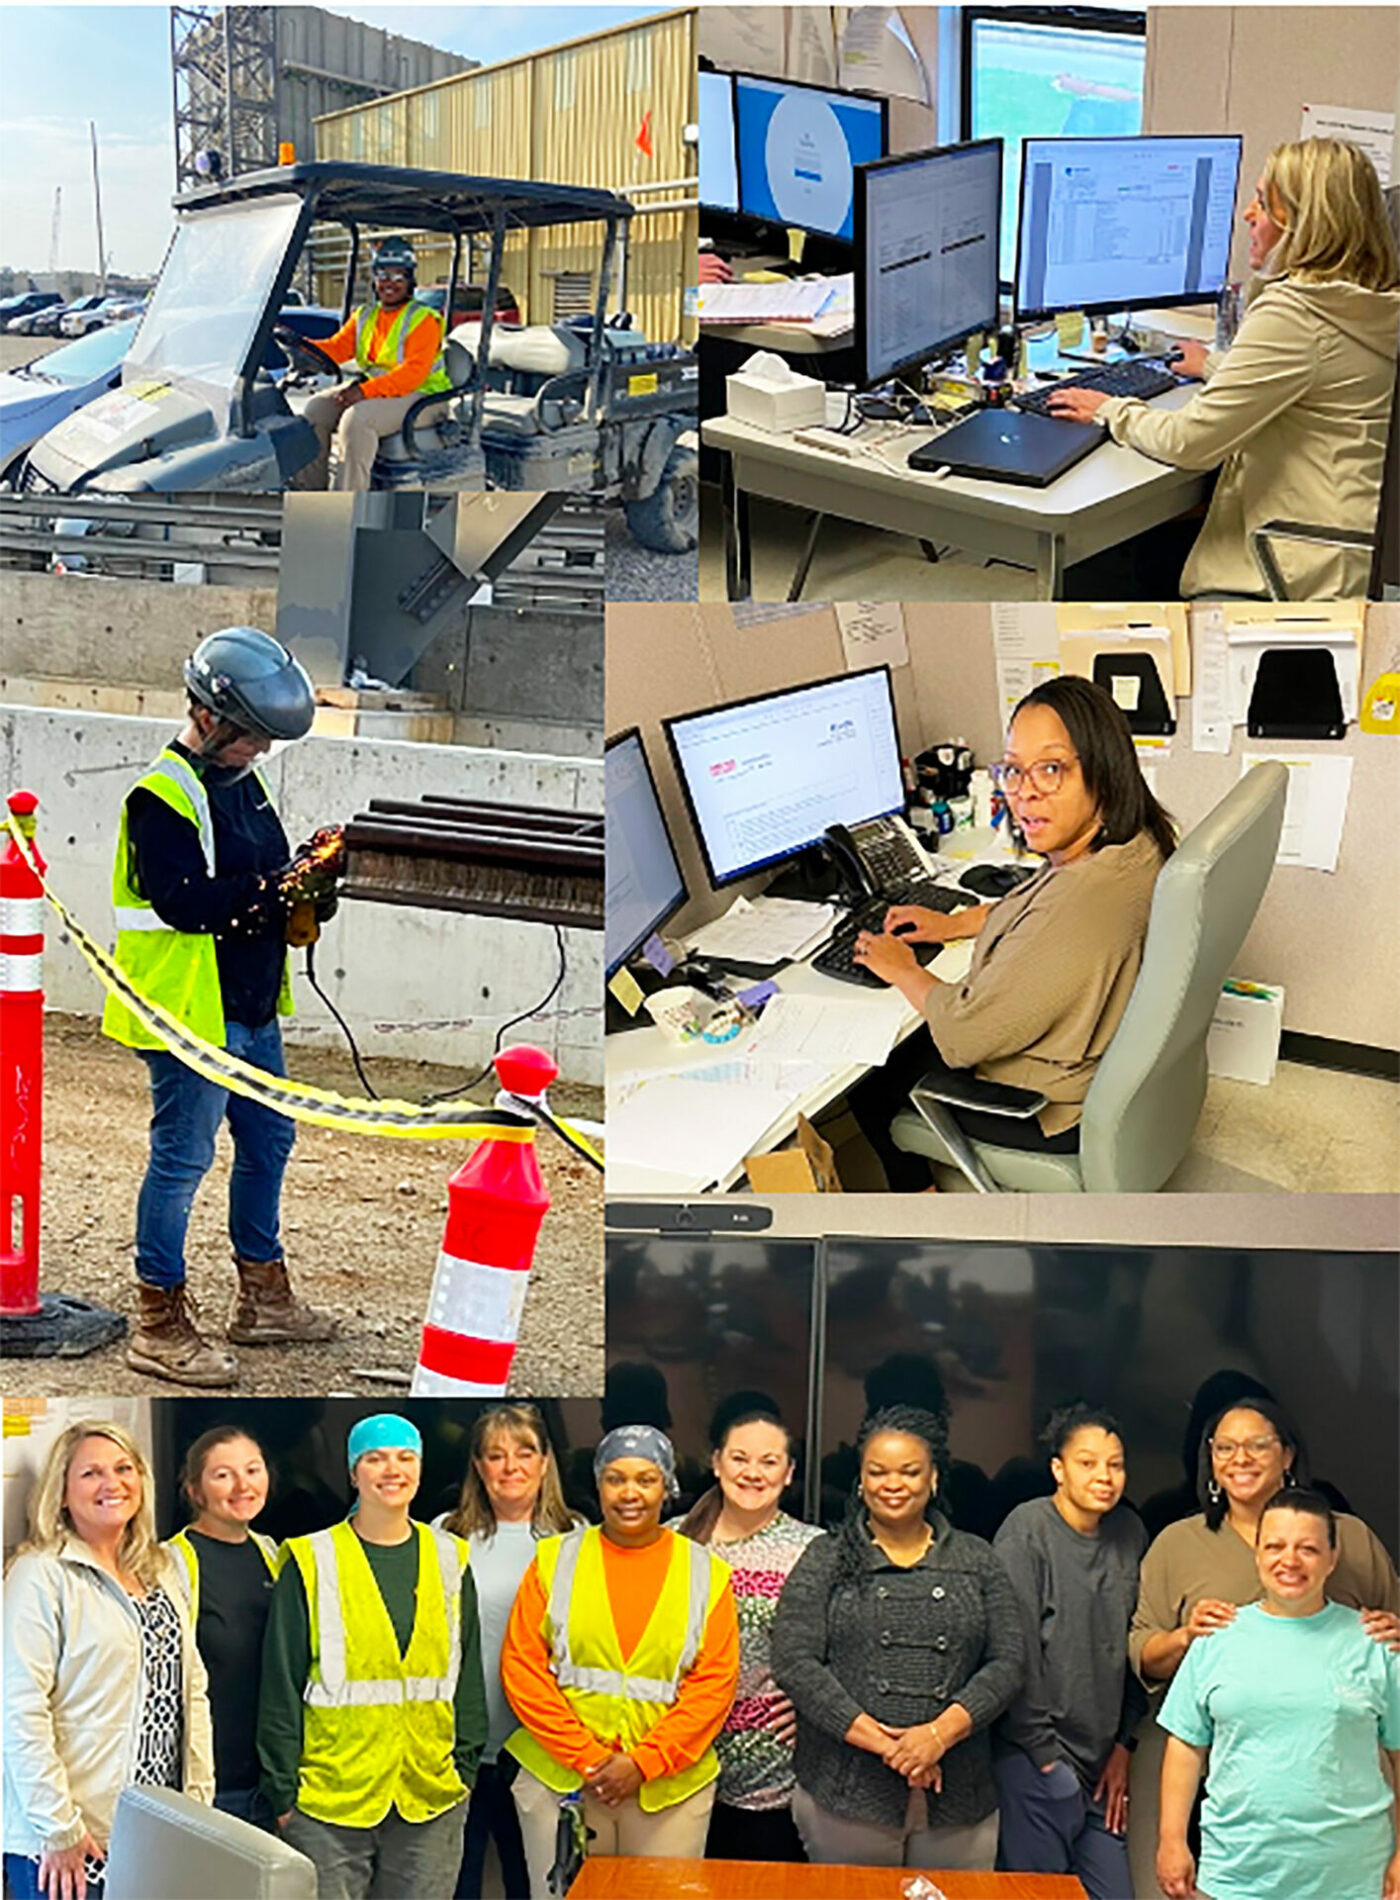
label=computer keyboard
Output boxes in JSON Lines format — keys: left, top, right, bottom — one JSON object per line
{"left": 812, "top": 883, "right": 966, "bottom": 989}
{"left": 1014, "top": 358, "right": 1180, "bottom": 419}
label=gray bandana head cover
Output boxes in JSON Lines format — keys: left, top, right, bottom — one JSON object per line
{"left": 594, "top": 1425, "right": 679, "bottom": 1498}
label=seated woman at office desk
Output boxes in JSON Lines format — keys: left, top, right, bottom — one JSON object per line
{"left": 848, "top": 676, "right": 1173, "bottom": 1191}
{"left": 1048, "top": 138, "right": 1400, "bottom": 600}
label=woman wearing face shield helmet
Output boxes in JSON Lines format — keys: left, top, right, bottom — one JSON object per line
{"left": 102, "top": 626, "right": 340, "bottom": 1387}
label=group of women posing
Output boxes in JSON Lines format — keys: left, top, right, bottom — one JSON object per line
{"left": 4, "top": 1391, "right": 1398, "bottom": 1900}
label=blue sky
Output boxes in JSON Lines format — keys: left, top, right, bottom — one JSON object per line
{"left": 0, "top": 4, "right": 663, "bottom": 275}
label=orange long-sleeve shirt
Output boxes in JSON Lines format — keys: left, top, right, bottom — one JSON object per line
{"left": 501, "top": 1529, "right": 739, "bottom": 1784}
{"left": 322, "top": 303, "right": 444, "bottom": 400}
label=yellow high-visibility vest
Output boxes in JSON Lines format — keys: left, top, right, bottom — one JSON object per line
{"left": 165, "top": 1527, "right": 279, "bottom": 1623}
{"left": 285, "top": 1519, "right": 469, "bottom": 1828}
{"left": 352, "top": 302, "right": 452, "bottom": 395}
{"left": 102, "top": 749, "right": 292, "bottom": 1051}
{"left": 506, "top": 1525, "right": 729, "bottom": 1814}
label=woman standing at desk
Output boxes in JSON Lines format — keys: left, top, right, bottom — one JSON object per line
{"left": 1048, "top": 138, "right": 1400, "bottom": 599}
{"left": 772, "top": 1405, "right": 1023, "bottom": 1871}
{"left": 850, "top": 675, "right": 1172, "bottom": 1190}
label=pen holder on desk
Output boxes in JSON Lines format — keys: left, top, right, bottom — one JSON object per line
{"left": 644, "top": 985, "right": 716, "bottom": 1045}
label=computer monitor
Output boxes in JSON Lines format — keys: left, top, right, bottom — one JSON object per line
{"left": 854, "top": 138, "right": 1003, "bottom": 389}
{"left": 663, "top": 665, "right": 904, "bottom": 890}
{"left": 698, "top": 69, "right": 739, "bottom": 214}
{"left": 605, "top": 728, "right": 687, "bottom": 977}
{"left": 733, "top": 72, "right": 888, "bottom": 243}
{"left": 1014, "top": 133, "right": 1243, "bottom": 320}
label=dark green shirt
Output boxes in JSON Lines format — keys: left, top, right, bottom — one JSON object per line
{"left": 257, "top": 1526, "right": 487, "bottom": 1816}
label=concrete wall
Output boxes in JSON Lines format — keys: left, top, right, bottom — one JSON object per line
{"left": 412, "top": 605, "right": 604, "bottom": 750}
{"left": 0, "top": 574, "right": 279, "bottom": 687}
{"left": 608, "top": 601, "right": 1400, "bottom": 1053}
{"left": 1, "top": 707, "right": 602, "bottom": 1084}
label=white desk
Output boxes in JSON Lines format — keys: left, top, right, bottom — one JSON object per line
{"left": 604, "top": 934, "right": 976, "bottom": 1196}
{"left": 703, "top": 384, "right": 1208, "bottom": 600}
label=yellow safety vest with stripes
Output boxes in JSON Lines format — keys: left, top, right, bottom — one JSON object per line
{"left": 165, "top": 1527, "right": 280, "bottom": 1623}
{"left": 101, "top": 747, "right": 292, "bottom": 1051}
{"left": 353, "top": 301, "right": 452, "bottom": 395}
{"left": 506, "top": 1525, "right": 728, "bottom": 1814}
{"left": 285, "top": 1519, "right": 469, "bottom": 1827}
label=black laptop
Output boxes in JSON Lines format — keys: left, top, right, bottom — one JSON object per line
{"left": 907, "top": 408, "right": 1104, "bottom": 488}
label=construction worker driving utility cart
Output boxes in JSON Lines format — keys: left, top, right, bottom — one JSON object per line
{"left": 295, "top": 237, "right": 452, "bottom": 492}
{"left": 102, "top": 627, "right": 340, "bottom": 1388}
{"left": 258, "top": 1413, "right": 488, "bottom": 1900}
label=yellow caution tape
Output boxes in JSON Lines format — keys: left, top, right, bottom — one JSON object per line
{"left": 4, "top": 811, "right": 603, "bottom": 1167}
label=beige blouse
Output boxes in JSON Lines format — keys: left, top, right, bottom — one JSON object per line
{"left": 1128, "top": 1510, "right": 1400, "bottom": 1680}
{"left": 921, "top": 830, "right": 1163, "bottom": 1134}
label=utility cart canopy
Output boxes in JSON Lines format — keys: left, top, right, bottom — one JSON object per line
{"left": 173, "top": 162, "right": 636, "bottom": 233}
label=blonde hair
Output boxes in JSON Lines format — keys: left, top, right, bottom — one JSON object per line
{"left": 1259, "top": 139, "right": 1399, "bottom": 291}
{"left": 442, "top": 1404, "right": 575, "bottom": 1541}
{"left": 16, "top": 1420, "right": 166, "bottom": 1590}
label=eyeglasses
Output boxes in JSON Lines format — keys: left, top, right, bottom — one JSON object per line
{"left": 1211, "top": 1435, "right": 1281, "bottom": 1461}
{"left": 991, "top": 757, "right": 1078, "bottom": 797}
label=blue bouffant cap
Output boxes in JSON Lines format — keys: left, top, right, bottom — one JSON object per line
{"left": 347, "top": 1414, "right": 422, "bottom": 1478}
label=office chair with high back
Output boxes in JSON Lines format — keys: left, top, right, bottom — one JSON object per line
{"left": 104, "top": 1787, "right": 318, "bottom": 1900}
{"left": 888, "top": 761, "right": 1289, "bottom": 1192}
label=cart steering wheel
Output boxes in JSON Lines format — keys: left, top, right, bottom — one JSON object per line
{"left": 272, "top": 326, "right": 343, "bottom": 383}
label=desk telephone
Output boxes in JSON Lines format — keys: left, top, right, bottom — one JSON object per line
{"left": 814, "top": 816, "right": 969, "bottom": 988}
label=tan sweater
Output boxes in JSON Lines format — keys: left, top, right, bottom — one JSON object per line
{"left": 1127, "top": 1510, "right": 1400, "bottom": 1681}
{"left": 1100, "top": 277, "right": 1400, "bottom": 599}
{"left": 921, "top": 829, "right": 1163, "bottom": 1134}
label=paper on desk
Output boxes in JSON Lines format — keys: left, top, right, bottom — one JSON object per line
{"left": 1191, "top": 606, "right": 1233, "bottom": 753}
{"left": 992, "top": 603, "right": 1060, "bottom": 722}
{"left": 1243, "top": 751, "right": 1353, "bottom": 872}
{"left": 687, "top": 895, "right": 839, "bottom": 965}
{"left": 604, "top": 1078, "right": 797, "bottom": 1192}
{"left": 748, "top": 988, "right": 911, "bottom": 1071}
{"left": 698, "top": 282, "right": 835, "bottom": 324}
{"left": 836, "top": 602, "right": 908, "bottom": 672}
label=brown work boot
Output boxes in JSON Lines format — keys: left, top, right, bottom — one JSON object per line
{"left": 228, "top": 1255, "right": 340, "bottom": 1344}
{"left": 126, "top": 1283, "right": 238, "bottom": 1388}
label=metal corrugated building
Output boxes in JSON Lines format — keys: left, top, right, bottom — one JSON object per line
{"left": 312, "top": 8, "right": 697, "bottom": 345}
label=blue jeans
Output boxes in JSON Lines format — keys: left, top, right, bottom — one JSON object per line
{"left": 214, "top": 1785, "right": 279, "bottom": 1833}
{"left": 4, "top": 1852, "right": 103, "bottom": 1900}
{"left": 994, "top": 1747, "right": 1131, "bottom": 1900}
{"left": 135, "top": 1018, "right": 296, "bottom": 1289}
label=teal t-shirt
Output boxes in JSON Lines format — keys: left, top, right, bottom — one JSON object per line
{"left": 1159, "top": 1600, "right": 1400, "bottom": 1900}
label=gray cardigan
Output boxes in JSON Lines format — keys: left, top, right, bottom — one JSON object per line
{"left": 771, "top": 1512, "right": 1023, "bottom": 1830}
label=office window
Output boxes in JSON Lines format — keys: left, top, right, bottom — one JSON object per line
{"left": 962, "top": 6, "right": 1147, "bottom": 284}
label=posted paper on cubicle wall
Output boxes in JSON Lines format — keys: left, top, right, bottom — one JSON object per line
{"left": 992, "top": 603, "right": 1060, "bottom": 723}
{"left": 1243, "top": 752, "right": 1354, "bottom": 873}
{"left": 1300, "top": 105, "right": 1394, "bottom": 186}
{"left": 836, "top": 602, "right": 909, "bottom": 673}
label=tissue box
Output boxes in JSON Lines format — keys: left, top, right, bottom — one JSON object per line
{"left": 726, "top": 351, "right": 826, "bottom": 433}
{"left": 1207, "top": 981, "right": 1284, "bottom": 1085}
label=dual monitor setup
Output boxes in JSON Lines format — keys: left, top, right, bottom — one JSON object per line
{"left": 702, "top": 67, "right": 1243, "bottom": 474}
{"left": 606, "top": 665, "right": 921, "bottom": 992}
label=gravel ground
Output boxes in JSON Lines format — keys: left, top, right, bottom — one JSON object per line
{"left": 1, "top": 1016, "right": 603, "bottom": 1400}
{"left": 604, "top": 504, "right": 698, "bottom": 602}
{"left": 0, "top": 334, "right": 64, "bottom": 371}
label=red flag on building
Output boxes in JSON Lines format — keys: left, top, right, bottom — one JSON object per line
{"left": 635, "top": 109, "right": 653, "bottom": 159}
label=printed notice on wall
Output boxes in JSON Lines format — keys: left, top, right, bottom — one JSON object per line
{"left": 1242, "top": 752, "right": 1354, "bottom": 873}
{"left": 835, "top": 601, "right": 908, "bottom": 672}
{"left": 1300, "top": 104, "right": 1394, "bottom": 186}
{"left": 1191, "top": 606, "right": 1233, "bottom": 753}
{"left": 991, "top": 602, "right": 1059, "bottom": 723}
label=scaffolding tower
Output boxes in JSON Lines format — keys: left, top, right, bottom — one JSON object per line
{"left": 170, "top": 5, "right": 279, "bottom": 191}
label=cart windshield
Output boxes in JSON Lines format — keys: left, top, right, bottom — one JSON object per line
{"left": 125, "top": 195, "right": 303, "bottom": 391}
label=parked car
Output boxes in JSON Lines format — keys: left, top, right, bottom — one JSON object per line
{"left": 61, "top": 295, "right": 144, "bottom": 338}
{"left": 1, "top": 307, "right": 336, "bottom": 487}
{"left": 14, "top": 294, "right": 108, "bottom": 338}
{"left": 1, "top": 291, "right": 63, "bottom": 332}
{"left": 415, "top": 282, "right": 521, "bottom": 327}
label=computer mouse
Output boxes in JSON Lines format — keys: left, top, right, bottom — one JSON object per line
{"left": 960, "top": 863, "right": 1034, "bottom": 899}
{"left": 889, "top": 919, "right": 919, "bottom": 937}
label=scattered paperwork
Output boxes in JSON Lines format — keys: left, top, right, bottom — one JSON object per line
{"left": 686, "top": 895, "right": 838, "bottom": 966}
{"left": 746, "top": 988, "right": 911, "bottom": 1071}
{"left": 1243, "top": 752, "right": 1353, "bottom": 872}
{"left": 699, "top": 281, "right": 835, "bottom": 324}
{"left": 604, "top": 1077, "right": 795, "bottom": 1191}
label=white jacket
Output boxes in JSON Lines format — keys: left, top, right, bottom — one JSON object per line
{"left": 3, "top": 1538, "right": 216, "bottom": 1856}
{"left": 1101, "top": 277, "right": 1400, "bottom": 598}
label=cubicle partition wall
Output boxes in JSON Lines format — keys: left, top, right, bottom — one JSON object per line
{"left": 605, "top": 1231, "right": 1400, "bottom": 1559}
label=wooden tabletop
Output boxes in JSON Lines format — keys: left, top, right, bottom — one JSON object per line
{"left": 571, "top": 1859, "right": 1088, "bottom": 1899}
